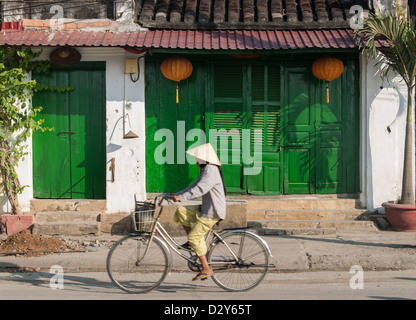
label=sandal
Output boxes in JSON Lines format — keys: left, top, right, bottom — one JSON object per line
{"left": 192, "top": 272, "right": 214, "bottom": 281}
{"left": 179, "top": 242, "right": 192, "bottom": 250}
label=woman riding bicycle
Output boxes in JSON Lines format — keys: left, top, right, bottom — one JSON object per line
{"left": 171, "top": 143, "right": 226, "bottom": 281}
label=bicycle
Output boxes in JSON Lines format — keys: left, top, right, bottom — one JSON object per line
{"left": 106, "top": 194, "right": 273, "bottom": 294}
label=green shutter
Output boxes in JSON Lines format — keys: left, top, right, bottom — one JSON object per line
{"left": 250, "top": 65, "right": 281, "bottom": 147}
{"left": 213, "top": 65, "right": 243, "bottom": 98}
{"left": 210, "top": 62, "right": 283, "bottom": 194}
{"left": 212, "top": 63, "right": 244, "bottom": 166}
{"left": 247, "top": 64, "right": 282, "bottom": 194}
{"left": 266, "top": 105, "right": 280, "bottom": 146}
{"left": 211, "top": 64, "right": 245, "bottom": 192}
{"left": 213, "top": 64, "right": 243, "bottom": 145}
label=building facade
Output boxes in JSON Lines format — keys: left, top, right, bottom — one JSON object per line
{"left": 0, "top": 0, "right": 413, "bottom": 217}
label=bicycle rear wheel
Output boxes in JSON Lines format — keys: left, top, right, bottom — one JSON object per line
{"left": 106, "top": 233, "right": 170, "bottom": 294}
{"left": 207, "top": 230, "right": 269, "bottom": 292}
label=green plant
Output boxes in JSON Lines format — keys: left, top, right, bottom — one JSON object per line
{"left": 0, "top": 46, "right": 52, "bottom": 214}
{"left": 356, "top": 10, "right": 416, "bottom": 205}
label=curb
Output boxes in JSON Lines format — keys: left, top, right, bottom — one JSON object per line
{"left": 1, "top": 231, "right": 415, "bottom": 273}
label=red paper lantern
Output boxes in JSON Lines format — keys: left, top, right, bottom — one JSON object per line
{"left": 161, "top": 56, "right": 193, "bottom": 103}
{"left": 312, "top": 56, "right": 344, "bottom": 103}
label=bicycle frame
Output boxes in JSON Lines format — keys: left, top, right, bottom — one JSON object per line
{"left": 151, "top": 197, "right": 217, "bottom": 266}
{"left": 108, "top": 194, "right": 274, "bottom": 294}
{"left": 137, "top": 195, "right": 272, "bottom": 271}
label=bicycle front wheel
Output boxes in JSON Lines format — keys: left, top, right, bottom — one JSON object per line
{"left": 207, "top": 230, "right": 269, "bottom": 292}
{"left": 106, "top": 233, "right": 170, "bottom": 294}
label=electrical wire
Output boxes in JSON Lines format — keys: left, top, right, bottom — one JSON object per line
{"left": 0, "top": 0, "right": 116, "bottom": 20}
{"left": 129, "top": 56, "right": 144, "bottom": 82}
{"left": 1, "top": 0, "right": 77, "bottom": 17}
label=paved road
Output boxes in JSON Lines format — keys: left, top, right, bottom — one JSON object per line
{"left": 1, "top": 270, "right": 415, "bottom": 301}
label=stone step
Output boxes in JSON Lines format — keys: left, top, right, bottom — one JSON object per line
{"left": 35, "top": 211, "right": 101, "bottom": 223}
{"left": 245, "top": 198, "right": 362, "bottom": 210}
{"left": 30, "top": 199, "right": 106, "bottom": 213}
{"left": 248, "top": 220, "right": 378, "bottom": 235}
{"left": 263, "top": 227, "right": 337, "bottom": 236}
{"left": 32, "top": 211, "right": 102, "bottom": 236}
{"left": 249, "top": 219, "right": 378, "bottom": 229}
{"left": 32, "top": 222, "right": 101, "bottom": 236}
{"left": 247, "top": 209, "right": 369, "bottom": 221}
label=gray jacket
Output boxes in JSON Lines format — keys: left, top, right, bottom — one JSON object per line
{"left": 175, "top": 164, "right": 226, "bottom": 219}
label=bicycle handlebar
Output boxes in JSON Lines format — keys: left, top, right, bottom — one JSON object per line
{"left": 155, "top": 193, "right": 174, "bottom": 206}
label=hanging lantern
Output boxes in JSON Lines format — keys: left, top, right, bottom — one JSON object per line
{"left": 312, "top": 56, "right": 344, "bottom": 104}
{"left": 160, "top": 56, "right": 193, "bottom": 103}
{"left": 50, "top": 47, "right": 81, "bottom": 66}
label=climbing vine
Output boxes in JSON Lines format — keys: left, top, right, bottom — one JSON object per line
{"left": 0, "top": 46, "right": 59, "bottom": 214}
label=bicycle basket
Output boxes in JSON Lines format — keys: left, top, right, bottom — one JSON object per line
{"left": 131, "top": 209, "right": 155, "bottom": 232}
{"left": 135, "top": 201, "right": 155, "bottom": 211}
{"left": 131, "top": 202, "right": 156, "bottom": 232}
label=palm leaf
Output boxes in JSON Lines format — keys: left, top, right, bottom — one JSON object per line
{"left": 356, "top": 13, "right": 416, "bottom": 87}
{"left": 355, "top": 11, "right": 416, "bottom": 204}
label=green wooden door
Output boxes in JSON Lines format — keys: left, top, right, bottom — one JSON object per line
{"left": 208, "top": 62, "right": 282, "bottom": 194}
{"left": 208, "top": 63, "right": 246, "bottom": 193}
{"left": 314, "top": 59, "right": 360, "bottom": 193}
{"left": 145, "top": 57, "right": 205, "bottom": 193}
{"left": 247, "top": 64, "right": 282, "bottom": 194}
{"left": 283, "top": 60, "right": 359, "bottom": 194}
{"left": 32, "top": 62, "right": 106, "bottom": 199}
{"left": 145, "top": 55, "right": 359, "bottom": 195}
{"left": 283, "top": 66, "right": 316, "bottom": 194}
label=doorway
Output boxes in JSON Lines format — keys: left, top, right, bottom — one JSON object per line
{"left": 32, "top": 62, "right": 106, "bottom": 199}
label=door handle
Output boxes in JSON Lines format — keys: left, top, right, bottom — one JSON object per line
{"left": 58, "top": 131, "right": 76, "bottom": 135}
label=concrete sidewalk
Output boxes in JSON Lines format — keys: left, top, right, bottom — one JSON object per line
{"left": 0, "top": 230, "right": 415, "bottom": 273}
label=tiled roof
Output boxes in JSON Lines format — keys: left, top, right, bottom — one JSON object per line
{"left": 0, "top": 28, "right": 370, "bottom": 50}
{"left": 137, "top": 0, "right": 371, "bottom": 30}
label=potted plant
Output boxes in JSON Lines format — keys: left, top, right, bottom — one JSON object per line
{"left": 356, "top": 8, "right": 416, "bottom": 231}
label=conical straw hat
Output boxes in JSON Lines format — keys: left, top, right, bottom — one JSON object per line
{"left": 186, "top": 143, "right": 221, "bottom": 166}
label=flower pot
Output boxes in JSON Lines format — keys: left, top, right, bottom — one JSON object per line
{"left": 382, "top": 202, "right": 416, "bottom": 231}
{"left": 0, "top": 214, "right": 34, "bottom": 235}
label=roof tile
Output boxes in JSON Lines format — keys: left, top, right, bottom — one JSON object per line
{"left": 0, "top": 28, "right": 369, "bottom": 50}
{"left": 137, "top": 0, "right": 371, "bottom": 29}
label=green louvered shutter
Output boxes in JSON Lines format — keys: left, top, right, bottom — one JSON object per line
{"left": 250, "top": 65, "right": 281, "bottom": 147}
{"left": 247, "top": 64, "right": 282, "bottom": 194}
{"left": 211, "top": 64, "right": 245, "bottom": 193}
{"left": 210, "top": 62, "right": 283, "bottom": 194}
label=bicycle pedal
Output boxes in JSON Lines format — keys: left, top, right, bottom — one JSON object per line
{"left": 201, "top": 277, "right": 208, "bottom": 281}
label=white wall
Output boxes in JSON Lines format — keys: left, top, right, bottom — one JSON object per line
{"left": 12, "top": 47, "right": 146, "bottom": 213}
{"left": 360, "top": 54, "right": 415, "bottom": 211}
{"left": 8, "top": 49, "right": 414, "bottom": 214}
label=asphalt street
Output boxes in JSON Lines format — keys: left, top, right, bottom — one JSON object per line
{"left": 1, "top": 269, "right": 416, "bottom": 300}
{"left": 1, "top": 230, "right": 416, "bottom": 302}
